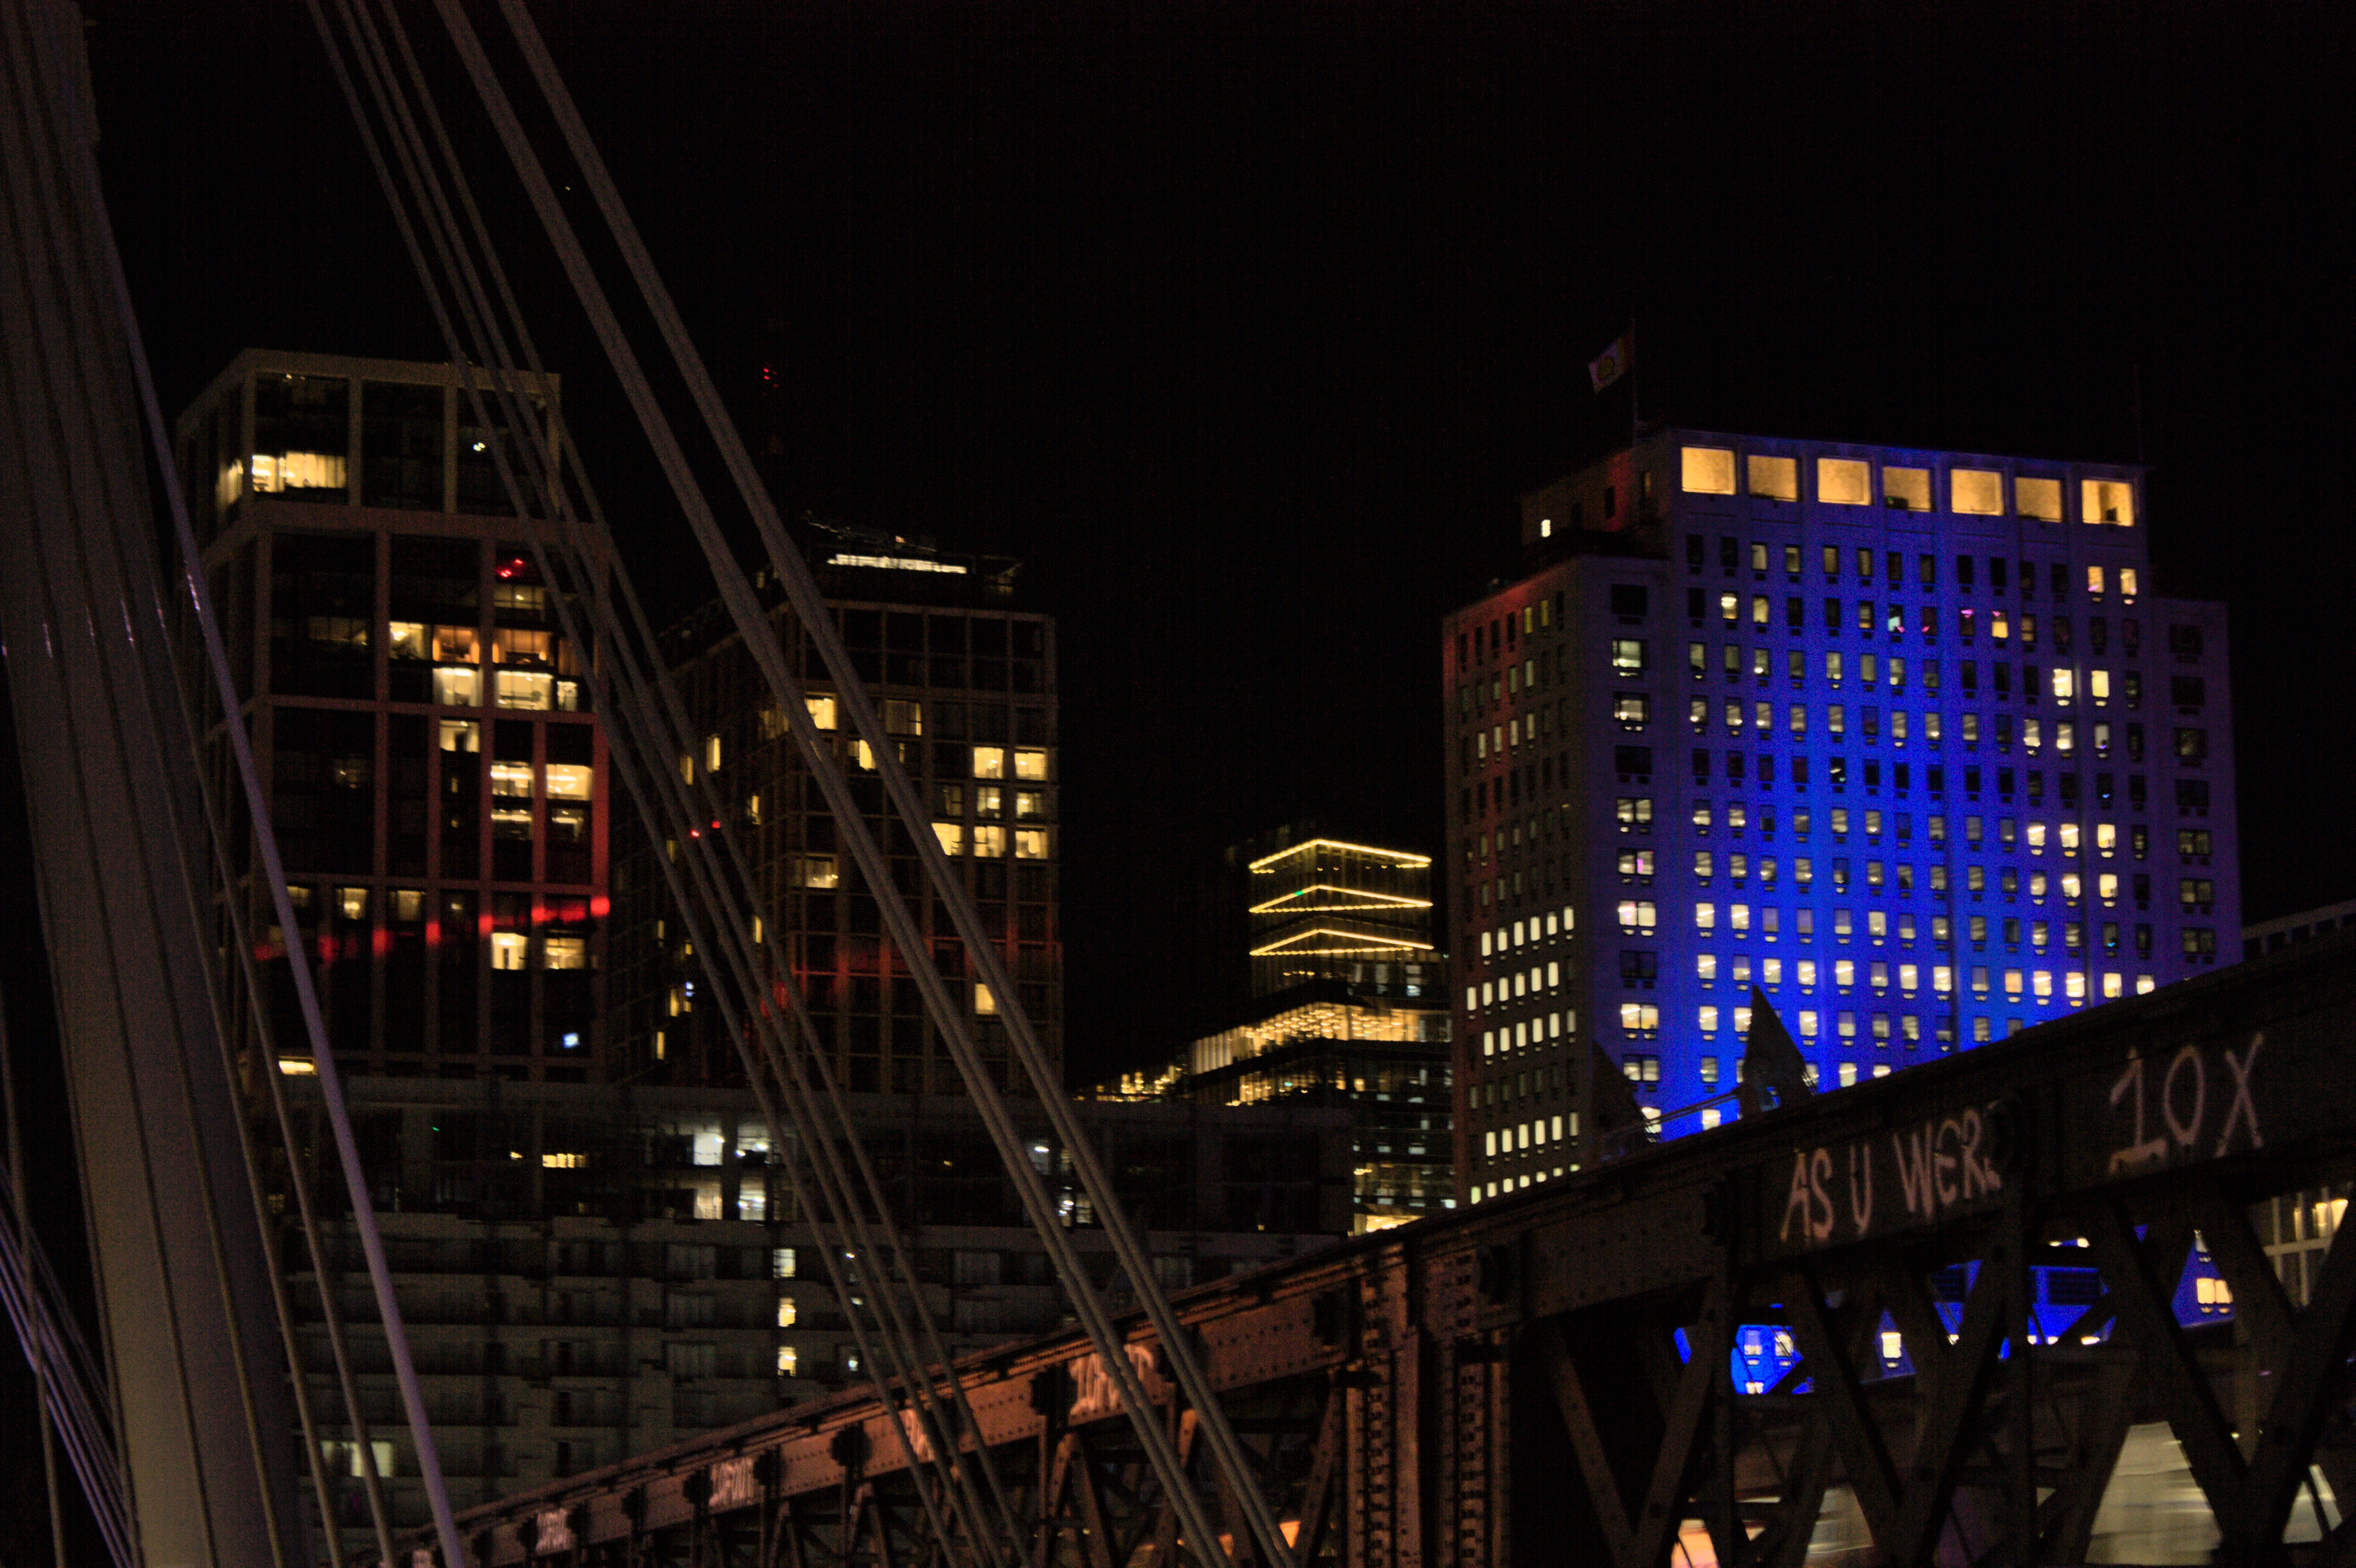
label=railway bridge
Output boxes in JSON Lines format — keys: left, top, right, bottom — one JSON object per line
{"left": 413, "top": 931, "right": 2356, "bottom": 1568}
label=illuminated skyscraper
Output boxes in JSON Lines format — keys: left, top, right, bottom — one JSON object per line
{"left": 1098, "top": 828, "right": 1454, "bottom": 1231}
{"left": 176, "top": 350, "right": 612, "bottom": 1082}
{"left": 1244, "top": 833, "right": 1439, "bottom": 999}
{"left": 1443, "top": 432, "right": 2236, "bottom": 1203}
{"left": 615, "top": 528, "right": 1064, "bottom": 1093}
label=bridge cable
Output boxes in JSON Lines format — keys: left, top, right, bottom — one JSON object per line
{"left": 309, "top": 0, "right": 1027, "bottom": 1554}
{"left": 478, "top": 3, "right": 1300, "bottom": 1559}
{"left": 0, "top": 3, "right": 339, "bottom": 1558}
{"left": 12, "top": 0, "right": 454, "bottom": 1553}
{"left": 14, "top": 16, "right": 479, "bottom": 1567}
{"left": 417, "top": 5, "right": 1253, "bottom": 1556}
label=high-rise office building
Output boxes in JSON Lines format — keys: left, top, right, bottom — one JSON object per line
{"left": 1443, "top": 431, "right": 2236, "bottom": 1203}
{"left": 1095, "top": 828, "right": 1454, "bottom": 1231}
{"left": 612, "top": 528, "right": 1061, "bottom": 1093}
{"left": 176, "top": 350, "right": 611, "bottom": 1082}
{"left": 174, "top": 362, "right": 1343, "bottom": 1536}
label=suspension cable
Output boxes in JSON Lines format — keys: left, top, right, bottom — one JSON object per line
{"left": 309, "top": 2, "right": 1023, "bottom": 1553}
{"left": 17, "top": 4, "right": 478, "bottom": 1556}
{"left": 479, "top": 5, "right": 1295, "bottom": 1558}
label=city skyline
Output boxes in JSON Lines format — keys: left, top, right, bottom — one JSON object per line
{"left": 76, "top": 0, "right": 2356, "bottom": 1085}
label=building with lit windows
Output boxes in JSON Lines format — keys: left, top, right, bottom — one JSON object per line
{"left": 1444, "top": 431, "right": 2237, "bottom": 1203}
{"left": 1096, "top": 830, "right": 1454, "bottom": 1230}
{"left": 172, "top": 362, "right": 1346, "bottom": 1535}
{"left": 176, "top": 349, "right": 611, "bottom": 1082}
{"left": 613, "top": 529, "right": 1062, "bottom": 1094}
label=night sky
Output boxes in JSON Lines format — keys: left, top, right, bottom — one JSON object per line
{"left": 82, "top": 0, "right": 2356, "bottom": 1084}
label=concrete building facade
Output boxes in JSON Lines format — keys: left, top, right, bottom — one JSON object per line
{"left": 1443, "top": 430, "right": 2237, "bottom": 1202}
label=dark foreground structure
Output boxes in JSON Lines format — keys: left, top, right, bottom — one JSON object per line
{"left": 412, "top": 929, "right": 2356, "bottom": 1568}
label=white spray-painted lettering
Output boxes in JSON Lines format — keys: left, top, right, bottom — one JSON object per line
{"left": 707, "top": 1455, "right": 757, "bottom": 1509}
{"left": 1782, "top": 1105, "right": 2005, "bottom": 1246}
{"left": 1847, "top": 1141, "right": 1875, "bottom": 1236}
{"left": 2218, "top": 1034, "right": 2264, "bottom": 1156}
{"left": 1067, "top": 1342, "right": 1166, "bottom": 1425}
{"left": 1890, "top": 1107, "right": 2000, "bottom": 1222}
{"left": 2109, "top": 1033, "right": 2264, "bottom": 1175}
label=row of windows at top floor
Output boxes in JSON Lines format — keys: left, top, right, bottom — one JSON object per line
{"left": 1464, "top": 628, "right": 2192, "bottom": 729}
{"left": 1449, "top": 546, "right": 2167, "bottom": 675}
{"left": 1672, "top": 447, "right": 2138, "bottom": 525}
{"left": 1689, "top": 542, "right": 2139, "bottom": 598}
{"left": 183, "top": 373, "right": 551, "bottom": 529}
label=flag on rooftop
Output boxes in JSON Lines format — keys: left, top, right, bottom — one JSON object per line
{"left": 1587, "top": 328, "right": 1632, "bottom": 393}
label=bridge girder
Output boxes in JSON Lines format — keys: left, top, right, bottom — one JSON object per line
{"left": 411, "top": 933, "right": 2356, "bottom": 1568}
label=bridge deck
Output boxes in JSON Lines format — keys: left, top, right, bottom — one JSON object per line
{"left": 411, "top": 932, "right": 2356, "bottom": 1568}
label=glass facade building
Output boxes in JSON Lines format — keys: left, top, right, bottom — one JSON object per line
{"left": 176, "top": 350, "right": 611, "bottom": 1083}
{"left": 1097, "top": 830, "right": 1454, "bottom": 1231}
{"left": 1444, "top": 430, "right": 2237, "bottom": 1203}
{"left": 613, "top": 536, "right": 1062, "bottom": 1094}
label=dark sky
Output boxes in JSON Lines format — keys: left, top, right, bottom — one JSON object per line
{"left": 83, "top": 0, "right": 2356, "bottom": 1083}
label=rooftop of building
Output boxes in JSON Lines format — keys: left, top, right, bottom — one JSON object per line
{"left": 175, "top": 348, "right": 563, "bottom": 440}
{"left": 658, "top": 515, "right": 1036, "bottom": 666}
{"left": 1522, "top": 425, "right": 2150, "bottom": 550}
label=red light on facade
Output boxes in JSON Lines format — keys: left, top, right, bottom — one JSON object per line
{"left": 478, "top": 912, "right": 495, "bottom": 937}
{"left": 589, "top": 896, "right": 610, "bottom": 918}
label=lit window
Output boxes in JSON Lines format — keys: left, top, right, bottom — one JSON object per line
{"left": 933, "top": 822, "right": 965, "bottom": 855}
{"left": 433, "top": 665, "right": 482, "bottom": 706}
{"left": 883, "top": 699, "right": 924, "bottom": 736}
{"left": 1695, "top": 902, "right": 1716, "bottom": 931}
{"left": 1817, "top": 458, "right": 1872, "bottom": 506}
{"left": 974, "top": 983, "right": 998, "bottom": 1016}
{"left": 1014, "top": 828, "right": 1050, "bottom": 859}
{"left": 1682, "top": 446, "right": 1737, "bottom": 494}
{"left": 792, "top": 853, "right": 839, "bottom": 889}
{"left": 1749, "top": 455, "right": 1799, "bottom": 501}
{"left": 974, "top": 824, "right": 1007, "bottom": 856}
{"left": 1699, "top": 1005, "right": 1719, "bottom": 1032}
{"left": 545, "top": 936, "right": 588, "bottom": 971}
{"left": 2052, "top": 668, "right": 2075, "bottom": 701}
{"left": 972, "top": 746, "right": 1007, "bottom": 780}
{"left": 1014, "top": 789, "right": 1046, "bottom": 819}
{"left": 495, "top": 669, "right": 555, "bottom": 710}
{"left": 1615, "top": 693, "right": 1650, "bottom": 727}
{"left": 1951, "top": 468, "right": 2003, "bottom": 516}
{"left": 1610, "top": 639, "right": 1647, "bottom": 675}
{"left": 2017, "top": 476, "right": 2064, "bottom": 522}
{"left": 2083, "top": 478, "right": 2134, "bottom": 527}
{"left": 705, "top": 735, "right": 723, "bottom": 772}
{"left": 2119, "top": 568, "right": 2139, "bottom": 598}
{"left": 777, "top": 1346, "right": 799, "bottom": 1377}
{"left": 1883, "top": 467, "right": 1930, "bottom": 512}
{"left": 490, "top": 931, "right": 528, "bottom": 971}
{"left": 806, "top": 695, "right": 838, "bottom": 730}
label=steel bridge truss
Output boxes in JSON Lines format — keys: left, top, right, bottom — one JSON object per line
{"left": 419, "top": 934, "right": 2356, "bottom": 1568}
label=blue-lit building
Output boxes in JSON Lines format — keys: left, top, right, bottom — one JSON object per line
{"left": 1444, "top": 431, "right": 2237, "bottom": 1203}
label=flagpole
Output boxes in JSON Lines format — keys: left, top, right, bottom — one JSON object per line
{"left": 1629, "top": 320, "right": 1639, "bottom": 453}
